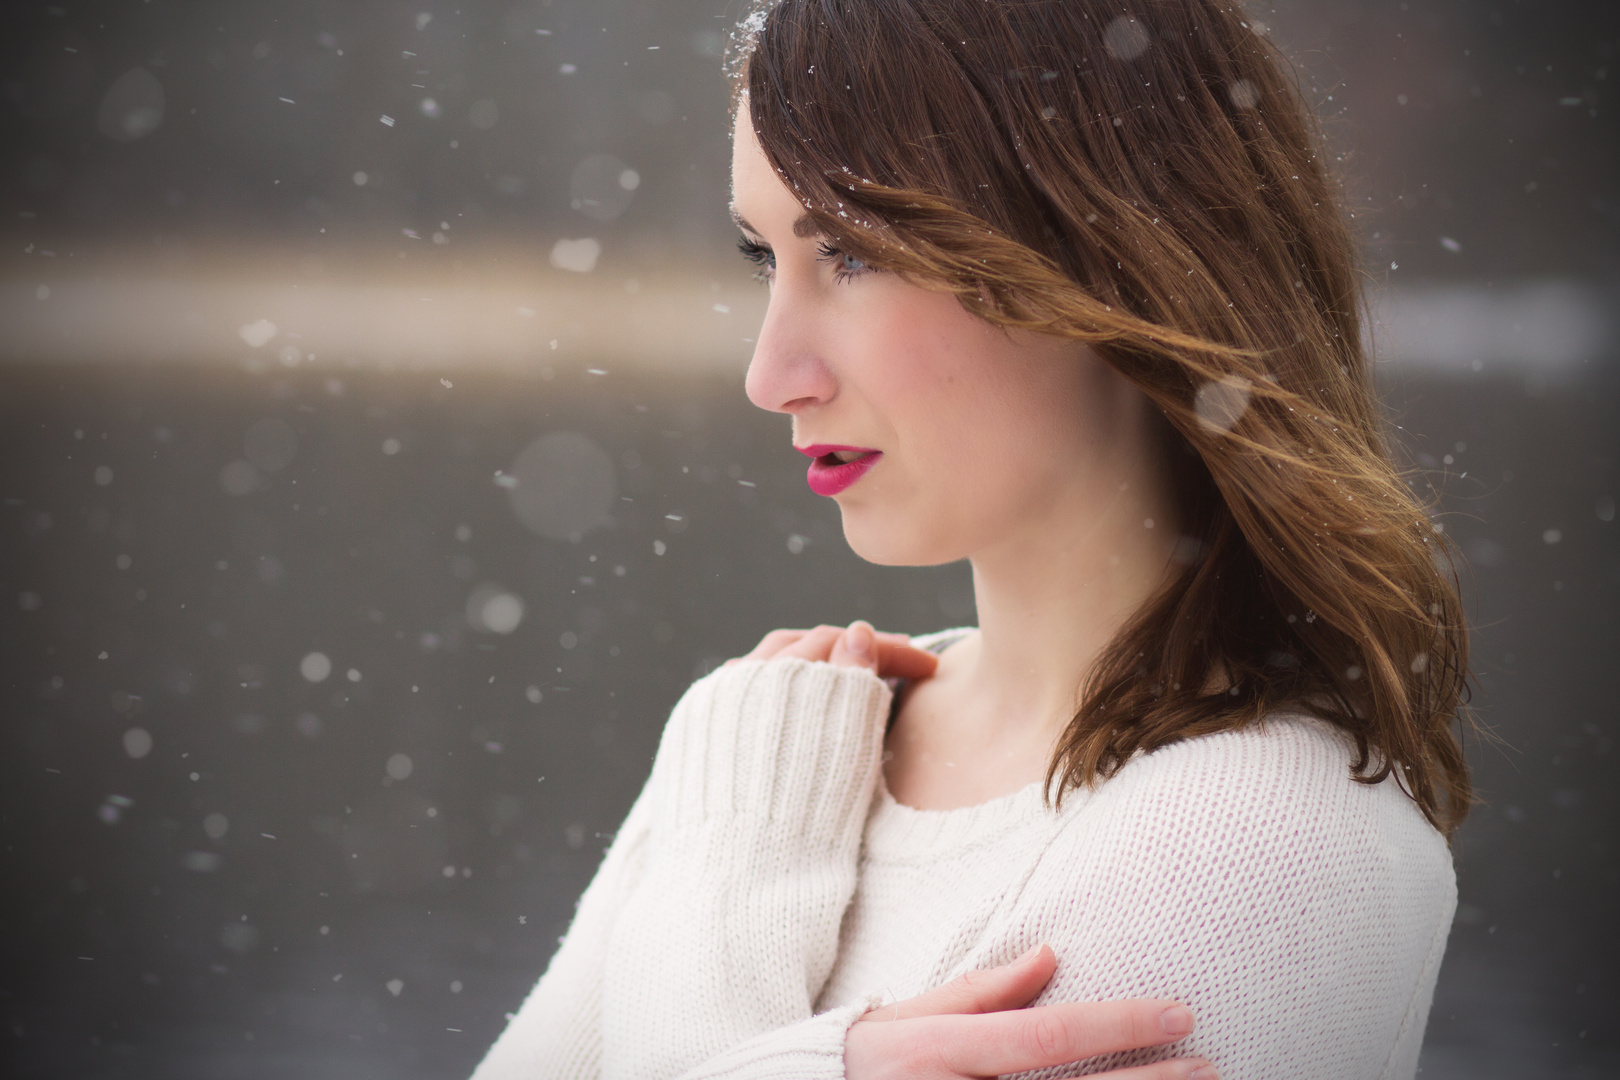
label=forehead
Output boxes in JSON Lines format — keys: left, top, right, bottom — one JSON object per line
{"left": 729, "top": 120, "right": 819, "bottom": 238}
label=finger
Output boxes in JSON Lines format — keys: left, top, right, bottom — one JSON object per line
{"left": 742, "top": 628, "right": 810, "bottom": 662}
{"left": 829, "top": 620, "right": 879, "bottom": 671}
{"left": 1094, "top": 1058, "right": 1219, "bottom": 1080}
{"left": 941, "top": 999, "right": 1196, "bottom": 1076}
{"left": 772, "top": 625, "right": 845, "bottom": 663}
{"left": 874, "top": 640, "right": 940, "bottom": 681}
{"left": 863, "top": 945, "right": 1056, "bottom": 1022}
{"left": 741, "top": 627, "right": 931, "bottom": 669}
{"left": 743, "top": 627, "right": 909, "bottom": 664}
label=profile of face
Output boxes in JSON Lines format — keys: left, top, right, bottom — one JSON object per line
{"left": 731, "top": 117, "right": 1172, "bottom": 569}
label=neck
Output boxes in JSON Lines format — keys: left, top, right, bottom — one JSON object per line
{"left": 957, "top": 470, "right": 1179, "bottom": 750}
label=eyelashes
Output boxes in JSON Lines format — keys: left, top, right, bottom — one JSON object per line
{"left": 736, "top": 236, "right": 775, "bottom": 281}
{"left": 816, "top": 241, "right": 868, "bottom": 280}
{"left": 735, "top": 235, "right": 870, "bottom": 283}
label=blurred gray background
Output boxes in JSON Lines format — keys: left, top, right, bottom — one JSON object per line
{"left": 0, "top": 1, "right": 1615, "bottom": 1077}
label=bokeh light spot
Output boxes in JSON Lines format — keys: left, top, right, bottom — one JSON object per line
{"left": 506, "top": 431, "right": 616, "bottom": 540}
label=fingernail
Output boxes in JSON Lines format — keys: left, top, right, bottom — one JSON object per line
{"left": 1188, "top": 1066, "right": 1219, "bottom": 1080}
{"left": 1014, "top": 943, "right": 1044, "bottom": 963}
{"left": 1159, "top": 1005, "right": 1195, "bottom": 1038}
{"left": 846, "top": 621, "right": 873, "bottom": 657}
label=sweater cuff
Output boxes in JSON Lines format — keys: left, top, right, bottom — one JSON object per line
{"left": 650, "top": 658, "right": 892, "bottom": 838}
{"left": 673, "top": 1002, "right": 868, "bottom": 1080}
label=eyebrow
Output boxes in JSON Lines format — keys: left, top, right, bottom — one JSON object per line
{"left": 730, "top": 208, "right": 822, "bottom": 240}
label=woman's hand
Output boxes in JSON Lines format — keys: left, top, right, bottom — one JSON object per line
{"left": 844, "top": 945, "right": 1217, "bottom": 1080}
{"left": 726, "top": 620, "right": 941, "bottom": 681}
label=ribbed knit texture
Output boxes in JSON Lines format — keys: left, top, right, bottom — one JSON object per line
{"left": 470, "top": 630, "right": 1456, "bottom": 1080}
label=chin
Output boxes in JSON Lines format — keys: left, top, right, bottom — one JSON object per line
{"left": 838, "top": 505, "right": 963, "bottom": 568}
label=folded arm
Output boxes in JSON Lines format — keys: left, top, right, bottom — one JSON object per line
{"left": 603, "top": 657, "right": 892, "bottom": 1077}
{"left": 470, "top": 653, "right": 894, "bottom": 1080}
{"left": 974, "top": 719, "right": 1457, "bottom": 1080}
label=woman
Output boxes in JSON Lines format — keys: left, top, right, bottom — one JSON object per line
{"left": 472, "top": 0, "right": 1471, "bottom": 1076}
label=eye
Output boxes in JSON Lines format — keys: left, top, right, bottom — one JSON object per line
{"left": 736, "top": 236, "right": 776, "bottom": 282}
{"left": 816, "top": 240, "right": 869, "bottom": 281}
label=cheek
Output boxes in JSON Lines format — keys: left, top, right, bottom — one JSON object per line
{"left": 853, "top": 292, "right": 988, "bottom": 433}
{"left": 833, "top": 297, "right": 1132, "bottom": 564}
{"left": 871, "top": 309, "right": 1085, "bottom": 467}
{"left": 876, "top": 315, "right": 1083, "bottom": 513}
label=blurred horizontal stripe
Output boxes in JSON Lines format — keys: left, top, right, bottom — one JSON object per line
{"left": 0, "top": 276, "right": 1611, "bottom": 375}
{"left": 1367, "top": 280, "right": 1614, "bottom": 378}
{"left": 0, "top": 275, "right": 765, "bottom": 371}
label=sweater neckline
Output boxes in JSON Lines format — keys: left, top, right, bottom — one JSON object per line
{"left": 867, "top": 625, "right": 1064, "bottom": 861}
{"left": 865, "top": 772, "right": 1058, "bottom": 863}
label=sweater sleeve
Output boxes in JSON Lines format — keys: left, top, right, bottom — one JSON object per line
{"left": 470, "top": 658, "right": 889, "bottom": 1080}
{"left": 468, "top": 774, "right": 659, "bottom": 1079}
{"left": 602, "top": 658, "right": 891, "bottom": 1078}
{"left": 979, "top": 718, "right": 1457, "bottom": 1080}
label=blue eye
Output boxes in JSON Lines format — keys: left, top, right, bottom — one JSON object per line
{"left": 817, "top": 240, "right": 869, "bottom": 279}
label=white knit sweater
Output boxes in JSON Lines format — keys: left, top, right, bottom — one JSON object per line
{"left": 470, "top": 628, "right": 1456, "bottom": 1080}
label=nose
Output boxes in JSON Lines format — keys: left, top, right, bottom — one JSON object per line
{"left": 744, "top": 290, "right": 837, "bottom": 415}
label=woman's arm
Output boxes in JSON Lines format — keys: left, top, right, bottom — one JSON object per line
{"left": 468, "top": 779, "right": 659, "bottom": 1079}
{"left": 599, "top": 654, "right": 894, "bottom": 1077}
{"left": 688, "top": 944, "right": 1215, "bottom": 1080}
{"left": 965, "top": 717, "right": 1457, "bottom": 1080}
{"left": 469, "top": 653, "right": 890, "bottom": 1080}
{"left": 469, "top": 624, "right": 933, "bottom": 1079}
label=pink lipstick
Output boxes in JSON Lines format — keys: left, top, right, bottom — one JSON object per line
{"left": 797, "top": 443, "right": 882, "bottom": 497}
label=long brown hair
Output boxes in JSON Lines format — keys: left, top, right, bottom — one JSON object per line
{"left": 732, "top": 0, "right": 1472, "bottom": 834}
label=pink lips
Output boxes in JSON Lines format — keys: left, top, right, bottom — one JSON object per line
{"left": 797, "top": 443, "right": 882, "bottom": 497}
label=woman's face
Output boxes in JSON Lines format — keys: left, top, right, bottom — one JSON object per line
{"left": 732, "top": 117, "right": 1166, "bottom": 568}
